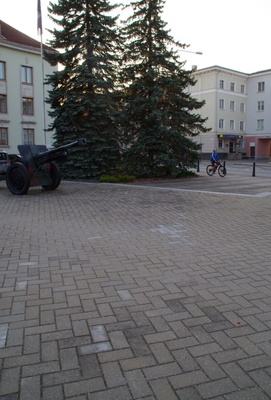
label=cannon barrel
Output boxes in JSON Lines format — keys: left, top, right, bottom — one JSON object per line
{"left": 32, "top": 138, "right": 87, "bottom": 166}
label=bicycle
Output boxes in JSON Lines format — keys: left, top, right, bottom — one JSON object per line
{"left": 206, "top": 161, "right": 226, "bottom": 177}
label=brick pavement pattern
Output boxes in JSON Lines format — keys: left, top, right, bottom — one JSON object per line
{"left": 1, "top": 178, "right": 271, "bottom": 399}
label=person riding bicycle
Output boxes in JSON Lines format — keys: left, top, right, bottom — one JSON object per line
{"left": 210, "top": 149, "right": 220, "bottom": 173}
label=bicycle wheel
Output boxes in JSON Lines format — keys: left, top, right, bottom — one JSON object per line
{"left": 218, "top": 165, "right": 226, "bottom": 177}
{"left": 206, "top": 165, "right": 214, "bottom": 176}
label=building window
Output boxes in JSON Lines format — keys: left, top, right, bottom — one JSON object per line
{"left": 230, "top": 120, "right": 235, "bottom": 130}
{"left": 219, "top": 119, "right": 224, "bottom": 129}
{"left": 230, "top": 82, "right": 235, "bottom": 91}
{"left": 23, "top": 129, "right": 35, "bottom": 144}
{"left": 230, "top": 101, "right": 235, "bottom": 111}
{"left": 0, "top": 61, "right": 6, "bottom": 80}
{"left": 258, "top": 101, "right": 264, "bottom": 111}
{"left": 218, "top": 138, "right": 224, "bottom": 149}
{"left": 258, "top": 82, "right": 265, "bottom": 92}
{"left": 0, "top": 128, "right": 8, "bottom": 145}
{"left": 0, "top": 94, "right": 7, "bottom": 113}
{"left": 240, "top": 102, "right": 245, "bottom": 112}
{"left": 241, "top": 84, "right": 245, "bottom": 94}
{"left": 219, "top": 80, "right": 224, "bottom": 89}
{"left": 219, "top": 99, "right": 225, "bottom": 109}
{"left": 257, "top": 119, "right": 264, "bottom": 130}
{"left": 21, "top": 66, "right": 33, "bottom": 84}
{"left": 240, "top": 121, "right": 245, "bottom": 131}
{"left": 22, "top": 98, "right": 34, "bottom": 115}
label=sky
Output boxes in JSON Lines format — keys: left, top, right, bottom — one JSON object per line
{"left": 1, "top": 0, "right": 271, "bottom": 74}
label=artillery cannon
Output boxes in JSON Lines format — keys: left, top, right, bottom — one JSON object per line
{"left": 5, "top": 138, "right": 87, "bottom": 195}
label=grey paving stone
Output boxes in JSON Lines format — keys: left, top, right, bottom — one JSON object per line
{"left": 1, "top": 176, "right": 271, "bottom": 399}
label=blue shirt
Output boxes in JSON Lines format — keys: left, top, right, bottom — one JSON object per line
{"left": 211, "top": 152, "right": 220, "bottom": 162}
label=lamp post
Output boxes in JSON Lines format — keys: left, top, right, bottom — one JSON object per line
{"left": 179, "top": 49, "right": 203, "bottom": 55}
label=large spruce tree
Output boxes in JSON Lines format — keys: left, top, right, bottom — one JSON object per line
{"left": 120, "top": 0, "right": 208, "bottom": 177}
{"left": 44, "top": 0, "right": 121, "bottom": 178}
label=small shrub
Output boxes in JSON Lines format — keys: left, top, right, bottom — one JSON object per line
{"left": 99, "top": 174, "right": 135, "bottom": 183}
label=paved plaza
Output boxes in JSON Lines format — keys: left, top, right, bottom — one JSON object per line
{"left": 1, "top": 162, "right": 271, "bottom": 399}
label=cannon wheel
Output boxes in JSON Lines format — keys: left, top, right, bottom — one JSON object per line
{"left": 42, "top": 162, "right": 61, "bottom": 191}
{"left": 6, "top": 162, "right": 31, "bottom": 195}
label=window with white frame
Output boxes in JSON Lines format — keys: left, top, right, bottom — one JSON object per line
{"left": 257, "top": 119, "right": 264, "bottom": 130}
{"left": 0, "top": 61, "right": 6, "bottom": 80}
{"left": 258, "top": 101, "right": 264, "bottom": 111}
{"left": 258, "top": 82, "right": 265, "bottom": 92}
{"left": 241, "top": 84, "right": 245, "bottom": 93}
{"left": 0, "top": 95, "right": 7, "bottom": 113}
{"left": 240, "top": 121, "right": 245, "bottom": 131}
{"left": 21, "top": 66, "right": 33, "bottom": 84}
{"left": 218, "top": 138, "right": 224, "bottom": 149}
{"left": 240, "top": 102, "right": 245, "bottom": 112}
{"left": 230, "top": 120, "right": 235, "bottom": 130}
{"left": 219, "top": 119, "right": 224, "bottom": 129}
{"left": 23, "top": 128, "right": 34, "bottom": 144}
{"left": 0, "top": 127, "right": 8, "bottom": 145}
{"left": 219, "top": 80, "right": 224, "bottom": 89}
{"left": 230, "top": 101, "right": 235, "bottom": 111}
{"left": 230, "top": 82, "right": 235, "bottom": 91}
{"left": 219, "top": 99, "right": 225, "bottom": 109}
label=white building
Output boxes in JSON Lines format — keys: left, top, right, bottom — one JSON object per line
{"left": 0, "top": 21, "right": 56, "bottom": 154}
{"left": 190, "top": 65, "right": 271, "bottom": 159}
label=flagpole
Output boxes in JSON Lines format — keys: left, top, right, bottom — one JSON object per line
{"left": 37, "top": 0, "right": 46, "bottom": 145}
{"left": 40, "top": 36, "right": 47, "bottom": 145}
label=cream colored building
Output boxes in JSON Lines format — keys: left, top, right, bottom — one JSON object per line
{"left": 190, "top": 65, "right": 271, "bottom": 159}
{"left": 0, "top": 21, "right": 56, "bottom": 154}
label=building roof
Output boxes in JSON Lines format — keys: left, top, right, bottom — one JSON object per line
{"left": 0, "top": 20, "right": 52, "bottom": 52}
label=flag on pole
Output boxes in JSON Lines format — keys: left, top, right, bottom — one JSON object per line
{"left": 37, "top": 0, "right": 42, "bottom": 35}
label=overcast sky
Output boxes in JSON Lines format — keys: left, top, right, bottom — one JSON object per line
{"left": 1, "top": 0, "right": 270, "bottom": 74}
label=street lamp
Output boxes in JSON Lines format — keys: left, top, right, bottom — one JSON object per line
{"left": 179, "top": 49, "right": 203, "bottom": 55}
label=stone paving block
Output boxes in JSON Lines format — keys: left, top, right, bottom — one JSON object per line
{"left": 102, "top": 361, "right": 126, "bottom": 388}
{"left": 169, "top": 370, "right": 208, "bottom": 389}
{"left": 0, "top": 367, "right": 20, "bottom": 396}
{"left": 196, "top": 377, "right": 237, "bottom": 398}
{"left": 149, "top": 342, "right": 174, "bottom": 363}
{"left": 41, "top": 341, "right": 58, "bottom": 362}
{"left": 238, "top": 354, "right": 271, "bottom": 371}
{"left": 197, "top": 355, "right": 226, "bottom": 380}
{"left": 188, "top": 342, "right": 222, "bottom": 358}
{"left": 22, "top": 360, "right": 60, "bottom": 378}
{"left": 83, "top": 386, "right": 132, "bottom": 400}
{"left": 120, "top": 354, "right": 156, "bottom": 371}
{"left": 222, "top": 362, "right": 255, "bottom": 389}
{"left": 172, "top": 348, "right": 199, "bottom": 372}
{"left": 43, "top": 369, "right": 82, "bottom": 387}
{"left": 60, "top": 347, "right": 79, "bottom": 370}
{"left": 150, "top": 378, "right": 178, "bottom": 400}
{"left": 224, "top": 387, "right": 271, "bottom": 400}
{"left": 64, "top": 377, "right": 105, "bottom": 398}
{"left": 233, "top": 336, "right": 263, "bottom": 356}
{"left": 42, "top": 385, "right": 64, "bottom": 400}
{"left": 4, "top": 353, "right": 40, "bottom": 368}
{"left": 20, "top": 376, "right": 40, "bottom": 400}
{"left": 72, "top": 319, "right": 90, "bottom": 337}
{"left": 125, "top": 369, "right": 153, "bottom": 398}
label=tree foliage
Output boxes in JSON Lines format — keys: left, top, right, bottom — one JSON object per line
{"left": 44, "top": 0, "right": 121, "bottom": 178}
{"left": 119, "top": 0, "right": 208, "bottom": 177}
{"left": 44, "top": 0, "right": 208, "bottom": 179}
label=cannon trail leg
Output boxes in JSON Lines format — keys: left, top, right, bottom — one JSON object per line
{"left": 6, "top": 162, "right": 31, "bottom": 195}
